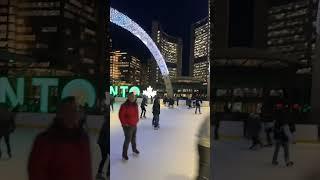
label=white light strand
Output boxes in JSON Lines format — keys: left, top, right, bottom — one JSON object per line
{"left": 110, "top": 8, "right": 169, "bottom": 75}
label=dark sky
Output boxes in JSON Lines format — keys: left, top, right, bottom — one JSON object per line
{"left": 110, "top": 0, "right": 208, "bottom": 76}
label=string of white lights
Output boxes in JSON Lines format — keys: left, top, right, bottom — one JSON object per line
{"left": 110, "top": 8, "right": 169, "bottom": 76}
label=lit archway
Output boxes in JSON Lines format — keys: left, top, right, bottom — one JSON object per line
{"left": 110, "top": 8, "right": 173, "bottom": 97}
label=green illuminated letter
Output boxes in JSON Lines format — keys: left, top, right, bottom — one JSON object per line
{"left": 120, "top": 86, "right": 128, "bottom": 98}
{"left": 129, "top": 86, "right": 140, "bottom": 96}
{"left": 110, "top": 86, "right": 118, "bottom": 96}
{"left": 61, "top": 79, "right": 96, "bottom": 107}
{"left": 0, "top": 77, "right": 24, "bottom": 107}
{"left": 32, "top": 78, "right": 59, "bottom": 113}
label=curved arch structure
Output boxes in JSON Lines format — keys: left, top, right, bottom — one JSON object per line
{"left": 110, "top": 7, "right": 173, "bottom": 97}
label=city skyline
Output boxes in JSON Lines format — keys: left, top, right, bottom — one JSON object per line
{"left": 110, "top": 0, "right": 208, "bottom": 76}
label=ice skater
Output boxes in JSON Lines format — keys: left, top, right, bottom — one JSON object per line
{"left": 247, "top": 113, "right": 263, "bottom": 150}
{"left": 110, "top": 95, "right": 115, "bottom": 111}
{"left": 196, "top": 116, "right": 210, "bottom": 180}
{"left": 28, "top": 96, "right": 92, "bottom": 180}
{"left": 272, "top": 104, "right": 294, "bottom": 166}
{"left": 0, "top": 103, "right": 15, "bottom": 159}
{"left": 119, "top": 93, "right": 140, "bottom": 161}
{"left": 195, "top": 97, "right": 202, "bottom": 114}
{"left": 96, "top": 116, "right": 109, "bottom": 180}
{"left": 152, "top": 97, "right": 161, "bottom": 130}
{"left": 140, "top": 96, "right": 147, "bottom": 119}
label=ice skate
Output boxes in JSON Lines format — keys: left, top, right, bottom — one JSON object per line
{"left": 122, "top": 154, "right": 129, "bottom": 161}
{"left": 133, "top": 149, "right": 140, "bottom": 156}
{"left": 286, "top": 161, "right": 294, "bottom": 167}
{"left": 96, "top": 173, "right": 106, "bottom": 180}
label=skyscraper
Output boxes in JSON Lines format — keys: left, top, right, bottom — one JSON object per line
{"left": 110, "top": 50, "right": 141, "bottom": 86}
{"left": 267, "top": 0, "right": 317, "bottom": 68}
{"left": 190, "top": 17, "right": 209, "bottom": 83}
{"left": 150, "top": 21, "right": 183, "bottom": 85}
{"left": 0, "top": 0, "right": 99, "bottom": 76}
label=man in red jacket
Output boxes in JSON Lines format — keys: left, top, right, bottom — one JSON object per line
{"left": 119, "top": 92, "right": 140, "bottom": 160}
{"left": 28, "top": 96, "right": 92, "bottom": 180}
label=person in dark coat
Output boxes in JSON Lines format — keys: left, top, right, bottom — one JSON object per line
{"left": 28, "top": 96, "right": 92, "bottom": 180}
{"left": 272, "top": 105, "right": 294, "bottom": 166}
{"left": 213, "top": 112, "right": 220, "bottom": 140}
{"left": 110, "top": 96, "right": 115, "bottom": 111}
{"left": 289, "top": 104, "right": 299, "bottom": 144}
{"left": 247, "top": 113, "right": 263, "bottom": 150}
{"left": 152, "top": 97, "right": 161, "bottom": 129}
{"left": 79, "top": 103, "right": 89, "bottom": 130}
{"left": 0, "top": 103, "right": 15, "bottom": 159}
{"left": 96, "top": 117, "right": 109, "bottom": 180}
{"left": 118, "top": 93, "right": 140, "bottom": 161}
{"left": 140, "top": 96, "right": 147, "bottom": 118}
{"left": 195, "top": 97, "right": 203, "bottom": 114}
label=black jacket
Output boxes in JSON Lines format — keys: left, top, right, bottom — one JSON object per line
{"left": 97, "top": 120, "right": 108, "bottom": 150}
{"left": 141, "top": 98, "right": 147, "bottom": 108}
{"left": 152, "top": 101, "right": 160, "bottom": 115}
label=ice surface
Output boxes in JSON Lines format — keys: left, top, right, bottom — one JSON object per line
{"left": 110, "top": 103, "right": 209, "bottom": 180}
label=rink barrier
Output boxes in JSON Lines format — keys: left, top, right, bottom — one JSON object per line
{"left": 217, "top": 121, "right": 319, "bottom": 142}
{"left": 115, "top": 97, "right": 210, "bottom": 107}
{"left": 14, "top": 113, "right": 104, "bottom": 134}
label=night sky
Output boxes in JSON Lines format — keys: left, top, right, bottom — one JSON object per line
{"left": 110, "top": 0, "right": 208, "bottom": 76}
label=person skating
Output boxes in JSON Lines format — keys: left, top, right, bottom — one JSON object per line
{"left": 110, "top": 95, "right": 115, "bottom": 111}
{"left": 168, "top": 98, "right": 174, "bottom": 108}
{"left": 140, "top": 96, "right": 147, "bottom": 118}
{"left": 28, "top": 96, "right": 92, "bottom": 180}
{"left": 176, "top": 96, "right": 179, "bottom": 106}
{"left": 272, "top": 104, "right": 294, "bottom": 167}
{"left": 247, "top": 113, "right": 263, "bottom": 150}
{"left": 119, "top": 93, "right": 140, "bottom": 161}
{"left": 152, "top": 97, "right": 161, "bottom": 130}
{"left": 196, "top": 116, "right": 210, "bottom": 180}
{"left": 0, "top": 103, "right": 15, "bottom": 159}
{"left": 79, "top": 103, "right": 89, "bottom": 131}
{"left": 195, "top": 97, "right": 203, "bottom": 114}
{"left": 289, "top": 104, "right": 299, "bottom": 144}
{"left": 213, "top": 112, "right": 220, "bottom": 140}
{"left": 96, "top": 114, "right": 109, "bottom": 180}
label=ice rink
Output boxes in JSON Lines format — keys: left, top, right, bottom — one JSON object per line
{"left": 110, "top": 102, "right": 209, "bottom": 180}
{"left": 213, "top": 137, "right": 320, "bottom": 180}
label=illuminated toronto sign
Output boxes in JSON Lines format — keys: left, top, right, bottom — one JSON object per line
{"left": 0, "top": 77, "right": 96, "bottom": 113}
{"left": 110, "top": 86, "right": 140, "bottom": 97}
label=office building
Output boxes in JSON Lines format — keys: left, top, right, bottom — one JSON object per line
{"left": 0, "top": 0, "right": 99, "bottom": 76}
{"left": 150, "top": 21, "right": 183, "bottom": 85}
{"left": 110, "top": 50, "right": 141, "bottom": 86}
{"left": 267, "top": 0, "right": 317, "bottom": 67}
{"left": 190, "top": 17, "right": 209, "bottom": 83}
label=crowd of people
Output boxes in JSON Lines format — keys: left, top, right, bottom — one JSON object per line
{"left": 213, "top": 102, "right": 304, "bottom": 167}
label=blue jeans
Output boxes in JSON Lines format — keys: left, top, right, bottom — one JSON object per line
{"left": 153, "top": 114, "right": 160, "bottom": 127}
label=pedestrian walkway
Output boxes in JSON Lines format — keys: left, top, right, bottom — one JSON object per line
{"left": 213, "top": 139, "right": 320, "bottom": 180}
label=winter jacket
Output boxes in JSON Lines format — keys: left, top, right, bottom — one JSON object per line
{"left": 198, "top": 116, "right": 210, "bottom": 148}
{"left": 98, "top": 120, "right": 108, "bottom": 150}
{"left": 195, "top": 99, "right": 202, "bottom": 106}
{"left": 247, "top": 114, "right": 262, "bottom": 137}
{"left": 0, "top": 108, "right": 15, "bottom": 136}
{"left": 119, "top": 101, "right": 139, "bottom": 127}
{"left": 152, "top": 101, "right": 160, "bottom": 115}
{"left": 28, "top": 125, "right": 92, "bottom": 180}
{"left": 141, "top": 98, "right": 147, "bottom": 108}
